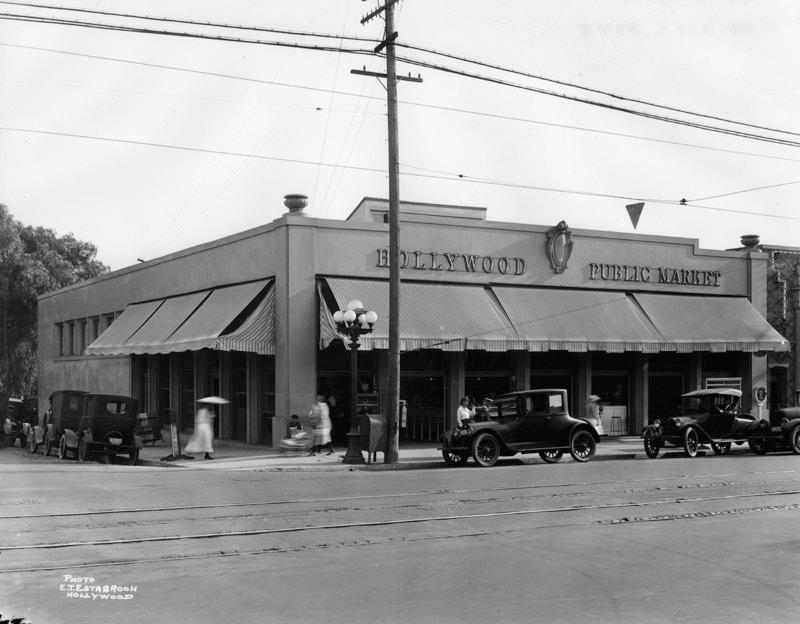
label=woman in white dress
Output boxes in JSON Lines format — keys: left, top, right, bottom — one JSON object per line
{"left": 184, "top": 404, "right": 215, "bottom": 460}
{"left": 308, "top": 401, "right": 334, "bottom": 456}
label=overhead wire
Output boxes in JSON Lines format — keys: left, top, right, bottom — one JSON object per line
{"left": 686, "top": 180, "right": 800, "bottom": 202}
{"left": 0, "top": 0, "right": 379, "bottom": 43}
{"left": 4, "top": 11, "right": 800, "bottom": 149}
{"left": 2, "top": 125, "right": 796, "bottom": 221}
{"left": 5, "top": 43, "right": 800, "bottom": 165}
{"left": 3, "top": 0, "right": 797, "bottom": 139}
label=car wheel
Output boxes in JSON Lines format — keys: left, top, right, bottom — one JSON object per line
{"left": 58, "top": 435, "right": 68, "bottom": 460}
{"left": 441, "top": 449, "right": 468, "bottom": 466}
{"left": 683, "top": 428, "right": 700, "bottom": 458}
{"left": 712, "top": 442, "right": 731, "bottom": 456}
{"left": 126, "top": 449, "right": 139, "bottom": 466}
{"left": 539, "top": 450, "right": 563, "bottom": 463}
{"left": 748, "top": 437, "right": 769, "bottom": 455}
{"left": 77, "top": 438, "right": 90, "bottom": 462}
{"left": 789, "top": 426, "right": 800, "bottom": 455}
{"left": 471, "top": 432, "right": 500, "bottom": 467}
{"left": 570, "top": 430, "right": 596, "bottom": 462}
{"left": 643, "top": 430, "right": 661, "bottom": 459}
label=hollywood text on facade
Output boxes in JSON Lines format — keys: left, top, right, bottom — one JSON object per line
{"left": 588, "top": 262, "right": 722, "bottom": 287}
{"left": 376, "top": 248, "right": 526, "bottom": 275}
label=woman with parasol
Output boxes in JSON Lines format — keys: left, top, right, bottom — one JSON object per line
{"left": 184, "top": 396, "right": 229, "bottom": 460}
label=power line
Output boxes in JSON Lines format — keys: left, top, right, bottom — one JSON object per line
{"left": 6, "top": 43, "right": 800, "bottom": 165}
{"left": 5, "top": 11, "right": 800, "bottom": 149}
{"left": 397, "top": 41, "right": 800, "bottom": 139}
{"left": 687, "top": 180, "right": 800, "bottom": 202}
{"left": 392, "top": 54, "right": 800, "bottom": 149}
{"left": 2, "top": 125, "right": 797, "bottom": 221}
{"left": 0, "top": 12, "right": 377, "bottom": 56}
{"left": 0, "top": 1, "right": 379, "bottom": 43}
{"left": 5, "top": 0, "right": 797, "bottom": 139}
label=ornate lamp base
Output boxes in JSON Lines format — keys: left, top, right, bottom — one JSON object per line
{"left": 342, "top": 429, "right": 365, "bottom": 464}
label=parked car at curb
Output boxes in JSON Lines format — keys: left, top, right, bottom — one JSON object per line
{"left": 38, "top": 390, "right": 86, "bottom": 457}
{"left": 440, "top": 389, "right": 600, "bottom": 467}
{"left": 66, "top": 394, "right": 142, "bottom": 464}
{"left": 642, "top": 388, "right": 768, "bottom": 458}
{"left": 746, "top": 406, "right": 800, "bottom": 455}
{"left": 3, "top": 396, "right": 36, "bottom": 448}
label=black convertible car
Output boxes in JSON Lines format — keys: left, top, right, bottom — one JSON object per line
{"left": 642, "top": 388, "right": 768, "bottom": 458}
{"left": 440, "top": 389, "right": 600, "bottom": 467}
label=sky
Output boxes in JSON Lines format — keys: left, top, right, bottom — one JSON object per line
{"left": 0, "top": 0, "right": 798, "bottom": 271}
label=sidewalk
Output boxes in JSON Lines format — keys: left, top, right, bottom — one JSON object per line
{"left": 138, "top": 435, "right": 650, "bottom": 471}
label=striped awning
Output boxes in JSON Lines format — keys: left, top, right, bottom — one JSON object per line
{"left": 85, "top": 280, "right": 274, "bottom": 356}
{"left": 319, "top": 278, "right": 789, "bottom": 354}
{"left": 633, "top": 293, "right": 789, "bottom": 353}
{"left": 319, "top": 278, "right": 518, "bottom": 352}
{"left": 493, "top": 287, "right": 660, "bottom": 353}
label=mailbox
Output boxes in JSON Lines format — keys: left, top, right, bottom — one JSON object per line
{"left": 358, "top": 413, "right": 386, "bottom": 463}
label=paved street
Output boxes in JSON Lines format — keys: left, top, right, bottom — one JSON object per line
{"left": 2, "top": 445, "right": 799, "bottom": 624}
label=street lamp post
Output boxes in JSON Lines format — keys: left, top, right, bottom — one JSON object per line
{"left": 333, "top": 300, "right": 378, "bottom": 465}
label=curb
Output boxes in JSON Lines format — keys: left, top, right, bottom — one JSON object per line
{"left": 137, "top": 451, "right": 642, "bottom": 471}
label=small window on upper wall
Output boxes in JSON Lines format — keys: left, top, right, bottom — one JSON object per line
{"left": 55, "top": 323, "right": 64, "bottom": 357}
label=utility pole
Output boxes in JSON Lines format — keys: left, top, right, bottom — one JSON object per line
{"left": 355, "top": 0, "right": 421, "bottom": 463}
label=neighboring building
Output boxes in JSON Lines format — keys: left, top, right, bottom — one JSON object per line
{"left": 37, "top": 197, "right": 789, "bottom": 446}
{"left": 759, "top": 240, "right": 800, "bottom": 409}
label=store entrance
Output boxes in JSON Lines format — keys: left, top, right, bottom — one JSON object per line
{"left": 649, "top": 374, "right": 684, "bottom": 425}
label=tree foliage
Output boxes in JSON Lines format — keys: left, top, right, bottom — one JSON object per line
{"left": 0, "top": 204, "right": 108, "bottom": 396}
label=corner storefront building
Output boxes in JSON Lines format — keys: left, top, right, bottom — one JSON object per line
{"left": 37, "top": 198, "right": 789, "bottom": 446}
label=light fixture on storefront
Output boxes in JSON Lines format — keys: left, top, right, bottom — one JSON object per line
{"left": 333, "top": 300, "right": 378, "bottom": 464}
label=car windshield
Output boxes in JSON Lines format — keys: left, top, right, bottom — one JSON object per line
{"left": 681, "top": 394, "right": 739, "bottom": 414}
{"left": 528, "top": 392, "right": 564, "bottom": 414}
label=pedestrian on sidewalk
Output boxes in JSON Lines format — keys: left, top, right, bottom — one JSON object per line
{"left": 308, "top": 401, "right": 334, "bottom": 456}
{"left": 184, "top": 402, "right": 215, "bottom": 460}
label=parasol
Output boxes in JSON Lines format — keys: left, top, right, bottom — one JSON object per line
{"left": 197, "top": 396, "right": 231, "bottom": 405}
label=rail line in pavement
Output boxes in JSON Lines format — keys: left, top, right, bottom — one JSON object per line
{"left": 3, "top": 488, "right": 799, "bottom": 554}
{"left": 1, "top": 468, "right": 795, "bottom": 520}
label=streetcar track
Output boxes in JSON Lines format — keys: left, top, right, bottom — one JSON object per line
{"left": 9, "top": 477, "right": 800, "bottom": 538}
{"left": 1, "top": 468, "right": 795, "bottom": 520}
{"left": 3, "top": 489, "right": 799, "bottom": 552}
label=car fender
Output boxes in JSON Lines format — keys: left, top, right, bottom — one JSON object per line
{"left": 642, "top": 423, "right": 663, "bottom": 441}
{"left": 677, "top": 422, "right": 711, "bottom": 442}
{"left": 569, "top": 422, "right": 600, "bottom": 442}
{"left": 780, "top": 417, "right": 800, "bottom": 433}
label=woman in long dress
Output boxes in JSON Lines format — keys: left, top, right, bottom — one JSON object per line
{"left": 185, "top": 404, "right": 215, "bottom": 460}
{"left": 309, "top": 401, "right": 334, "bottom": 456}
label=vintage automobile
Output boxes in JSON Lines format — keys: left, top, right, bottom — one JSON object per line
{"left": 746, "top": 406, "right": 800, "bottom": 455}
{"left": 2, "top": 396, "right": 36, "bottom": 448}
{"left": 440, "top": 389, "right": 600, "bottom": 467}
{"left": 63, "top": 393, "right": 142, "bottom": 464}
{"left": 43, "top": 390, "right": 86, "bottom": 457}
{"left": 642, "top": 388, "right": 768, "bottom": 458}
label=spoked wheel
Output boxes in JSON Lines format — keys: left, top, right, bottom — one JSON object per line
{"left": 683, "top": 428, "right": 700, "bottom": 458}
{"left": 712, "top": 442, "right": 731, "bottom": 456}
{"left": 539, "top": 449, "right": 563, "bottom": 464}
{"left": 126, "top": 449, "right": 139, "bottom": 466}
{"left": 77, "top": 438, "right": 90, "bottom": 462}
{"left": 471, "top": 432, "right": 500, "bottom": 467}
{"left": 570, "top": 430, "right": 596, "bottom": 462}
{"left": 643, "top": 430, "right": 661, "bottom": 459}
{"left": 748, "top": 437, "right": 769, "bottom": 455}
{"left": 58, "top": 435, "right": 68, "bottom": 460}
{"left": 442, "top": 449, "right": 468, "bottom": 466}
{"left": 790, "top": 426, "right": 800, "bottom": 455}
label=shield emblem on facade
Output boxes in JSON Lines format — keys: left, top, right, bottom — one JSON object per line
{"left": 546, "top": 221, "right": 573, "bottom": 274}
